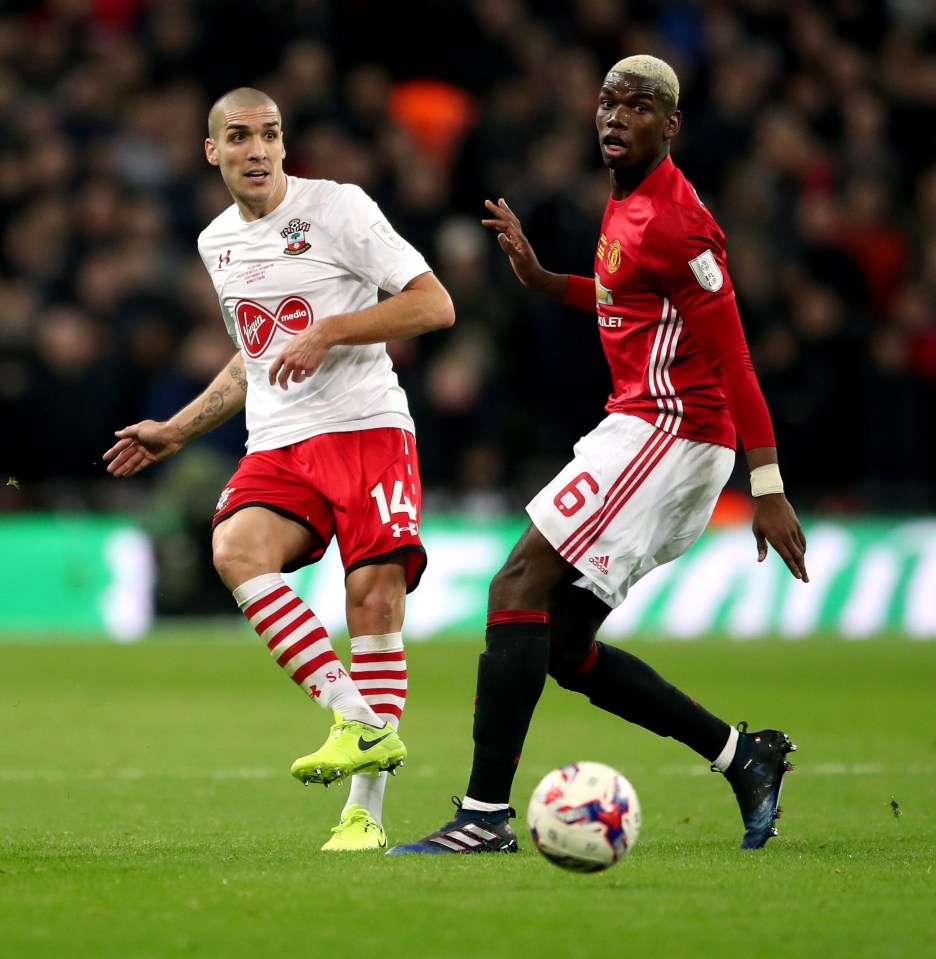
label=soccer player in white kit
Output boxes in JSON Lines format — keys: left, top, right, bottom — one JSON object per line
{"left": 389, "top": 57, "right": 807, "bottom": 856}
{"left": 104, "top": 87, "right": 454, "bottom": 851}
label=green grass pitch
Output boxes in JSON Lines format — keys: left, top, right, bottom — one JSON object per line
{"left": 1, "top": 629, "right": 933, "bottom": 959}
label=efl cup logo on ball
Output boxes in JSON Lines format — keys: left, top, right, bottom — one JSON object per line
{"left": 527, "top": 760, "right": 641, "bottom": 872}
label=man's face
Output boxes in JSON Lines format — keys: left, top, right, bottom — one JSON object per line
{"left": 205, "top": 103, "right": 287, "bottom": 219}
{"left": 595, "top": 72, "right": 680, "bottom": 173}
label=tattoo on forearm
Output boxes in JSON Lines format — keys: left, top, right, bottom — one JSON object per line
{"left": 229, "top": 362, "right": 248, "bottom": 393}
{"left": 179, "top": 385, "right": 232, "bottom": 437}
{"left": 200, "top": 388, "right": 227, "bottom": 419}
{"left": 173, "top": 364, "right": 246, "bottom": 440}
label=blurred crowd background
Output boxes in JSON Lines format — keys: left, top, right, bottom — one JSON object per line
{"left": 1, "top": 0, "right": 935, "bottom": 612}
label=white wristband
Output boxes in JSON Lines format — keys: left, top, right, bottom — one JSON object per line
{"left": 750, "top": 463, "right": 784, "bottom": 497}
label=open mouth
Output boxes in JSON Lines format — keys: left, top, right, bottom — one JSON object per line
{"left": 245, "top": 170, "right": 268, "bottom": 180}
{"left": 602, "top": 137, "right": 627, "bottom": 157}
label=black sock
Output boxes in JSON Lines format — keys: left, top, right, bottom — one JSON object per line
{"left": 466, "top": 614, "right": 549, "bottom": 804}
{"left": 556, "top": 641, "right": 730, "bottom": 761}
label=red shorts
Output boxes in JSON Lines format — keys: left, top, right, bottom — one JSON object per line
{"left": 212, "top": 428, "right": 426, "bottom": 592}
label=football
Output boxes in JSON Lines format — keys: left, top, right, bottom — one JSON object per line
{"left": 527, "top": 760, "right": 641, "bottom": 872}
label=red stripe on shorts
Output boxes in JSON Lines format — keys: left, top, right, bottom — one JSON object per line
{"left": 561, "top": 430, "right": 675, "bottom": 565}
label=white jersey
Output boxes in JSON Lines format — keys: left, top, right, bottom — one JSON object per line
{"left": 197, "top": 176, "right": 431, "bottom": 453}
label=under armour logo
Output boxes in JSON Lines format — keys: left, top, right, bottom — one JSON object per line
{"left": 391, "top": 522, "right": 419, "bottom": 537}
{"left": 218, "top": 250, "right": 231, "bottom": 268}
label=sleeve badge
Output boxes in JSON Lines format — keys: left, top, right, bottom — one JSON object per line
{"left": 688, "top": 249, "right": 724, "bottom": 292}
{"left": 371, "top": 220, "right": 406, "bottom": 250}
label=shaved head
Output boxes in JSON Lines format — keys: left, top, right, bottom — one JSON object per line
{"left": 607, "top": 55, "right": 680, "bottom": 110}
{"left": 203, "top": 86, "right": 287, "bottom": 220}
{"left": 208, "top": 87, "right": 281, "bottom": 139}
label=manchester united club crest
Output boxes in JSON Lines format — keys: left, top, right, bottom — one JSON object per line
{"left": 280, "top": 217, "right": 311, "bottom": 255}
{"left": 607, "top": 238, "right": 622, "bottom": 273}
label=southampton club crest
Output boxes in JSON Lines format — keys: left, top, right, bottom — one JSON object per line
{"left": 281, "top": 217, "right": 311, "bottom": 255}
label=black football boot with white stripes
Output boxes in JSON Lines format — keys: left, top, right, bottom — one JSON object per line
{"left": 386, "top": 798, "right": 519, "bottom": 855}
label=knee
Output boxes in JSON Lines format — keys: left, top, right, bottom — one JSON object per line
{"left": 346, "top": 564, "right": 406, "bottom": 634}
{"left": 349, "top": 590, "right": 399, "bottom": 632}
{"left": 547, "top": 647, "right": 584, "bottom": 690}
{"left": 489, "top": 527, "right": 572, "bottom": 611}
{"left": 211, "top": 533, "right": 246, "bottom": 586}
{"left": 547, "top": 637, "right": 600, "bottom": 691}
{"left": 211, "top": 527, "right": 271, "bottom": 588}
{"left": 489, "top": 553, "right": 547, "bottom": 610}
{"left": 488, "top": 563, "right": 516, "bottom": 603}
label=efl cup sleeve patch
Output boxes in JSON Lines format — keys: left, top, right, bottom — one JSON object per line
{"left": 371, "top": 219, "right": 407, "bottom": 250}
{"left": 688, "top": 249, "right": 724, "bottom": 292}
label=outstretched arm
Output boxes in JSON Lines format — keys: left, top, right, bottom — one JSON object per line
{"left": 481, "top": 198, "right": 573, "bottom": 300}
{"left": 104, "top": 352, "right": 247, "bottom": 477}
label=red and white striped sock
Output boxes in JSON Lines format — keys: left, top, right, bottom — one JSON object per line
{"left": 233, "top": 574, "right": 380, "bottom": 725}
{"left": 349, "top": 632, "right": 407, "bottom": 728}
{"left": 344, "top": 632, "right": 407, "bottom": 822}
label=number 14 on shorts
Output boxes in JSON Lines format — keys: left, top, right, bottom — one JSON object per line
{"left": 370, "top": 481, "right": 417, "bottom": 525}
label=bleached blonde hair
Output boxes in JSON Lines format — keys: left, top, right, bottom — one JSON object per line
{"left": 608, "top": 55, "right": 679, "bottom": 108}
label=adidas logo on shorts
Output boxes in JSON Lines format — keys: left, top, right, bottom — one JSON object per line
{"left": 588, "top": 554, "right": 609, "bottom": 574}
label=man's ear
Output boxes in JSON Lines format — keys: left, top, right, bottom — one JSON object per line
{"left": 205, "top": 138, "right": 219, "bottom": 166}
{"left": 663, "top": 110, "right": 682, "bottom": 141}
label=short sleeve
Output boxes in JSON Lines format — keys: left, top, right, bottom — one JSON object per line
{"left": 324, "top": 184, "right": 431, "bottom": 294}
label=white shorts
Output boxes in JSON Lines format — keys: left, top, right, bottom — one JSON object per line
{"left": 526, "top": 413, "right": 735, "bottom": 608}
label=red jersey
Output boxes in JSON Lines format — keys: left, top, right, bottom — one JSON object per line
{"left": 565, "top": 155, "right": 774, "bottom": 452}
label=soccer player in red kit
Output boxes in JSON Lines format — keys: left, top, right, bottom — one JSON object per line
{"left": 389, "top": 55, "right": 808, "bottom": 855}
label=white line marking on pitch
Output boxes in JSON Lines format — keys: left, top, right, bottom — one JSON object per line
{"left": 2, "top": 763, "right": 933, "bottom": 783}
{"left": 0, "top": 767, "right": 280, "bottom": 782}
